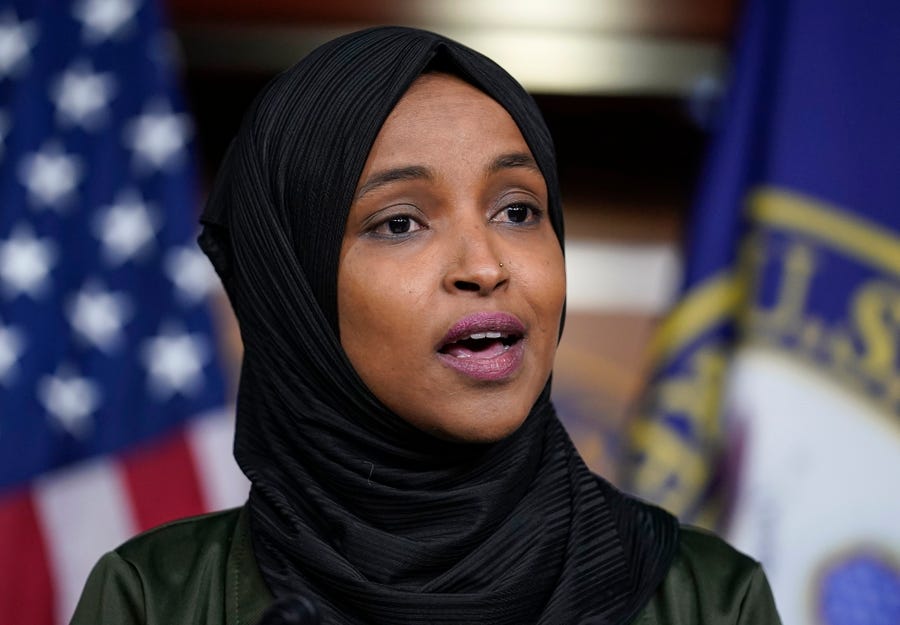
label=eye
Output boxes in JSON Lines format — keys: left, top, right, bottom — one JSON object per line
{"left": 371, "top": 214, "right": 424, "bottom": 237}
{"left": 493, "top": 202, "right": 542, "bottom": 225}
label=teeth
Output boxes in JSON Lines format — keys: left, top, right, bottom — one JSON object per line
{"left": 465, "top": 331, "right": 505, "bottom": 341}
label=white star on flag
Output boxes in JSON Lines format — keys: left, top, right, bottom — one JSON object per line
{"left": 93, "top": 189, "right": 160, "bottom": 264}
{"left": 50, "top": 61, "right": 117, "bottom": 130}
{"left": 17, "top": 141, "right": 84, "bottom": 209}
{"left": 123, "top": 99, "right": 192, "bottom": 172}
{"left": 141, "top": 324, "right": 209, "bottom": 399}
{"left": 67, "top": 281, "right": 133, "bottom": 352}
{"left": 164, "top": 246, "right": 219, "bottom": 303}
{"left": 0, "top": 322, "right": 25, "bottom": 385}
{"left": 73, "top": 0, "right": 139, "bottom": 44}
{"left": 0, "top": 225, "right": 57, "bottom": 299}
{"left": 38, "top": 365, "right": 101, "bottom": 438}
{"left": 0, "top": 11, "right": 37, "bottom": 79}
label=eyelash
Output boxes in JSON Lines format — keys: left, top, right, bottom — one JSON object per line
{"left": 491, "top": 202, "right": 543, "bottom": 225}
{"left": 369, "top": 213, "right": 425, "bottom": 237}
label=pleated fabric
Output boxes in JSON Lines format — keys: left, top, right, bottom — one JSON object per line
{"left": 199, "top": 26, "right": 678, "bottom": 625}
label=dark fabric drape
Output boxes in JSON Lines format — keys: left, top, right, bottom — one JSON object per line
{"left": 199, "top": 26, "right": 678, "bottom": 625}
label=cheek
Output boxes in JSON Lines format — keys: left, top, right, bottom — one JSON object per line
{"left": 337, "top": 250, "right": 432, "bottom": 363}
{"left": 524, "top": 246, "right": 566, "bottom": 335}
{"left": 338, "top": 253, "right": 381, "bottom": 356}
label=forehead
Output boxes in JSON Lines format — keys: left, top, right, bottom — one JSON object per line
{"left": 394, "top": 73, "right": 519, "bottom": 128}
{"left": 392, "top": 72, "right": 499, "bottom": 110}
{"left": 367, "top": 73, "right": 532, "bottom": 164}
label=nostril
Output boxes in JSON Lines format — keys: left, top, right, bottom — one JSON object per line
{"left": 454, "top": 280, "right": 481, "bottom": 292}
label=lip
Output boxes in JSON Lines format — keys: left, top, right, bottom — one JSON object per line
{"left": 436, "top": 312, "right": 526, "bottom": 382}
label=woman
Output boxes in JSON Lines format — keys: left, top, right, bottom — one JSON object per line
{"left": 72, "top": 26, "right": 780, "bottom": 624}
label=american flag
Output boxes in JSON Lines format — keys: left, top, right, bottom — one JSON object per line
{"left": 0, "top": 1, "right": 248, "bottom": 622}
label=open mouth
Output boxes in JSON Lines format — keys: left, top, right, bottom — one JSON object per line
{"left": 436, "top": 312, "right": 527, "bottom": 381}
{"left": 439, "top": 331, "right": 522, "bottom": 359}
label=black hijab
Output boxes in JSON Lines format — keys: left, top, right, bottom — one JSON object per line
{"left": 199, "top": 26, "right": 678, "bottom": 625}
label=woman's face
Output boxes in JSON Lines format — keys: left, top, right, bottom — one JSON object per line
{"left": 338, "top": 73, "right": 565, "bottom": 442}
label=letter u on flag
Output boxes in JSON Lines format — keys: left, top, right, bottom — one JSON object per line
{"left": 0, "top": 1, "right": 248, "bottom": 623}
{"left": 626, "top": 1, "right": 900, "bottom": 623}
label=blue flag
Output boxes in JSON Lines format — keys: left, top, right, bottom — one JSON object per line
{"left": 628, "top": 1, "right": 900, "bottom": 622}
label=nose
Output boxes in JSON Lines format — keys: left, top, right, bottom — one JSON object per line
{"left": 443, "top": 224, "right": 509, "bottom": 295}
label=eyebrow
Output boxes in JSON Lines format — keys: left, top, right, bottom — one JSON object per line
{"left": 354, "top": 152, "right": 541, "bottom": 200}
{"left": 489, "top": 152, "right": 541, "bottom": 175}
{"left": 355, "top": 165, "right": 432, "bottom": 199}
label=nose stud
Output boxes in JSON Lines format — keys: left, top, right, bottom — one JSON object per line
{"left": 499, "top": 262, "right": 504, "bottom": 268}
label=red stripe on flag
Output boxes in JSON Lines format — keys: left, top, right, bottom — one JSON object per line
{"left": 121, "top": 430, "right": 207, "bottom": 532}
{"left": 0, "top": 488, "right": 55, "bottom": 625}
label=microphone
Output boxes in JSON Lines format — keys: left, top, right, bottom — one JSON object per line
{"left": 256, "top": 596, "right": 322, "bottom": 625}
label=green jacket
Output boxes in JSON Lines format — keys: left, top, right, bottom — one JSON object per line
{"left": 71, "top": 507, "right": 781, "bottom": 624}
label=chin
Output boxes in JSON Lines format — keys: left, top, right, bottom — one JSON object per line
{"left": 425, "top": 410, "right": 530, "bottom": 444}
